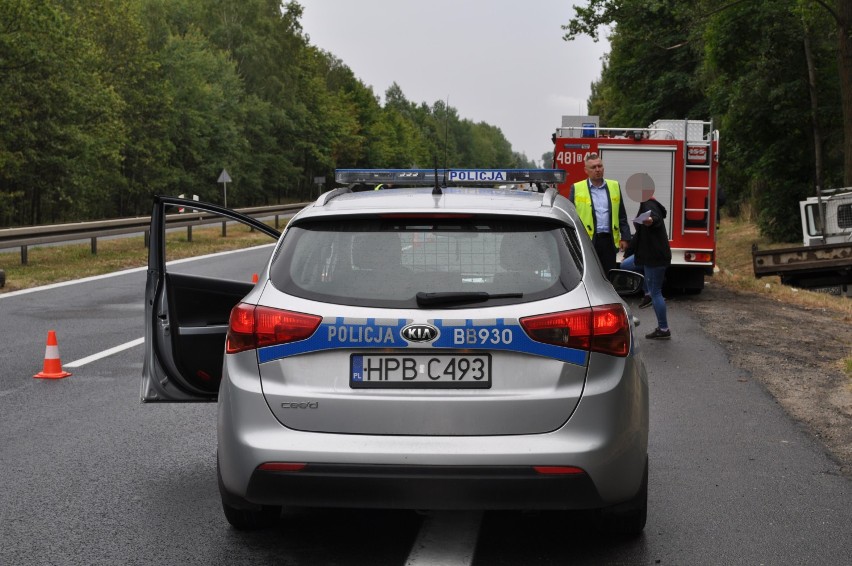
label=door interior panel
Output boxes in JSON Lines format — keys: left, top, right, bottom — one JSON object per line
{"left": 166, "top": 272, "right": 252, "bottom": 393}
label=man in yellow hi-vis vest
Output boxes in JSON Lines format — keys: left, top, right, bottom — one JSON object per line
{"left": 568, "top": 153, "right": 632, "bottom": 274}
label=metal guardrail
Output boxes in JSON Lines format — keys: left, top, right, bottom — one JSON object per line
{"left": 0, "top": 202, "right": 308, "bottom": 265}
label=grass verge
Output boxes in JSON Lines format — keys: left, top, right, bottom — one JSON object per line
{"left": 0, "top": 224, "right": 276, "bottom": 292}
{"left": 713, "top": 216, "right": 852, "bottom": 380}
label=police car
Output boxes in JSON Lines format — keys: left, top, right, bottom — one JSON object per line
{"left": 142, "top": 168, "right": 649, "bottom": 534}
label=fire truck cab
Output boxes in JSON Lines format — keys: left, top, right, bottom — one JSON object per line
{"left": 552, "top": 116, "right": 720, "bottom": 293}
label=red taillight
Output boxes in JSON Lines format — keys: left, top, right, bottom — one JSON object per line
{"left": 533, "top": 466, "right": 586, "bottom": 475}
{"left": 257, "top": 462, "right": 307, "bottom": 472}
{"left": 684, "top": 251, "right": 713, "bottom": 263}
{"left": 520, "top": 304, "right": 630, "bottom": 357}
{"left": 520, "top": 310, "right": 592, "bottom": 350}
{"left": 226, "top": 304, "right": 322, "bottom": 354}
{"left": 590, "top": 305, "right": 631, "bottom": 357}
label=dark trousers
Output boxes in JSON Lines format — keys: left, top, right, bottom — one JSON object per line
{"left": 593, "top": 232, "right": 618, "bottom": 274}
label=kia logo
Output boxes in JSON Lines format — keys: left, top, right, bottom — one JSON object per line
{"left": 401, "top": 324, "right": 439, "bottom": 342}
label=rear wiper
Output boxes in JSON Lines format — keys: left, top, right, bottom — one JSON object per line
{"left": 415, "top": 291, "right": 523, "bottom": 306}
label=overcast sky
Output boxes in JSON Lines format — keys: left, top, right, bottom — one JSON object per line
{"left": 298, "top": 0, "right": 610, "bottom": 165}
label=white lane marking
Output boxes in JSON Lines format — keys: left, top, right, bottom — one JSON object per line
{"left": 0, "top": 266, "right": 148, "bottom": 298}
{"left": 64, "top": 337, "right": 144, "bottom": 368}
{"left": 0, "top": 243, "right": 276, "bottom": 299}
{"left": 405, "top": 511, "right": 481, "bottom": 566}
{"left": 5, "top": 244, "right": 274, "bottom": 374}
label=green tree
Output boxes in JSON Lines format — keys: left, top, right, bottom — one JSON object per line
{"left": 0, "top": 1, "right": 124, "bottom": 225}
{"left": 564, "top": 0, "right": 852, "bottom": 241}
{"left": 86, "top": 0, "right": 171, "bottom": 217}
{"left": 156, "top": 27, "right": 248, "bottom": 203}
{"left": 703, "top": 0, "right": 840, "bottom": 240}
{"left": 568, "top": 0, "right": 706, "bottom": 125}
{"left": 0, "top": 0, "right": 533, "bottom": 227}
{"left": 194, "top": 0, "right": 308, "bottom": 201}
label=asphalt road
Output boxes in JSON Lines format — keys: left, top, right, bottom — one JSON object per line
{"left": 1, "top": 247, "right": 850, "bottom": 565}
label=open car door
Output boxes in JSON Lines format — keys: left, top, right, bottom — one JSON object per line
{"left": 141, "top": 196, "right": 282, "bottom": 402}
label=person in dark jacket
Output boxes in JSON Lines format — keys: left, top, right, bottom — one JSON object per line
{"left": 622, "top": 197, "right": 672, "bottom": 339}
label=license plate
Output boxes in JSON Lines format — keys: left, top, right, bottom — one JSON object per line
{"left": 350, "top": 354, "right": 492, "bottom": 389}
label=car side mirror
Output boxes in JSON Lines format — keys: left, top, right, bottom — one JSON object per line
{"left": 608, "top": 269, "right": 644, "bottom": 296}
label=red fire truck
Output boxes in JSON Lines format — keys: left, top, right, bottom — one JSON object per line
{"left": 552, "top": 116, "right": 720, "bottom": 293}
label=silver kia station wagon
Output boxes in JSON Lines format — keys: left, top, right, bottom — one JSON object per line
{"left": 142, "top": 168, "right": 649, "bottom": 535}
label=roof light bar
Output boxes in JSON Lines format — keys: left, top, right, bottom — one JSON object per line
{"left": 334, "top": 168, "right": 566, "bottom": 186}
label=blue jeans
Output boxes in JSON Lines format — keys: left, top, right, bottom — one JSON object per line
{"left": 643, "top": 265, "right": 668, "bottom": 330}
{"left": 620, "top": 257, "right": 668, "bottom": 330}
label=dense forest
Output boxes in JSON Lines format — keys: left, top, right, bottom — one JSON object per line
{"left": 565, "top": 0, "right": 850, "bottom": 242}
{"left": 3, "top": 1, "right": 848, "bottom": 242}
{"left": 0, "top": 0, "right": 534, "bottom": 228}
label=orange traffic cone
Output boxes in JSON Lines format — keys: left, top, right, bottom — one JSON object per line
{"left": 34, "top": 330, "right": 72, "bottom": 379}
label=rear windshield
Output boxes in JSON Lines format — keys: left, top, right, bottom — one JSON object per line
{"left": 269, "top": 217, "right": 583, "bottom": 308}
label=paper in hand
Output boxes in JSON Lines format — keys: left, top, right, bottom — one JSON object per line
{"left": 631, "top": 210, "right": 652, "bottom": 224}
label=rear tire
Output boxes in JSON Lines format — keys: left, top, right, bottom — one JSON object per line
{"left": 221, "top": 501, "right": 281, "bottom": 531}
{"left": 217, "top": 459, "right": 281, "bottom": 530}
{"left": 597, "top": 459, "right": 648, "bottom": 536}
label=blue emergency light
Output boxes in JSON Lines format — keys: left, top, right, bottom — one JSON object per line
{"left": 334, "top": 168, "right": 566, "bottom": 186}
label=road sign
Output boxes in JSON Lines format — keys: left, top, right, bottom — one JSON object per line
{"left": 218, "top": 169, "right": 232, "bottom": 209}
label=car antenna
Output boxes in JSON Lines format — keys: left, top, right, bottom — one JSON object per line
{"left": 433, "top": 159, "right": 442, "bottom": 195}
{"left": 443, "top": 96, "right": 450, "bottom": 175}
{"left": 431, "top": 96, "right": 451, "bottom": 195}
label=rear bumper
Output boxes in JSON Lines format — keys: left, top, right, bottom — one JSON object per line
{"left": 217, "top": 349, "right": 648, "bottom": 511}
{"left": 241, "top": 463, "right": 604, "bottom": 510}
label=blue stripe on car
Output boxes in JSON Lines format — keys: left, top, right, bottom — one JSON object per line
{"left": 257, "top": 317, "right": 587, "bottom": 366}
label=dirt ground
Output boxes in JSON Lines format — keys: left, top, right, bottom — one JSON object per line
{"left": 679, "top": 283, "right": 852, "bottom": 477}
